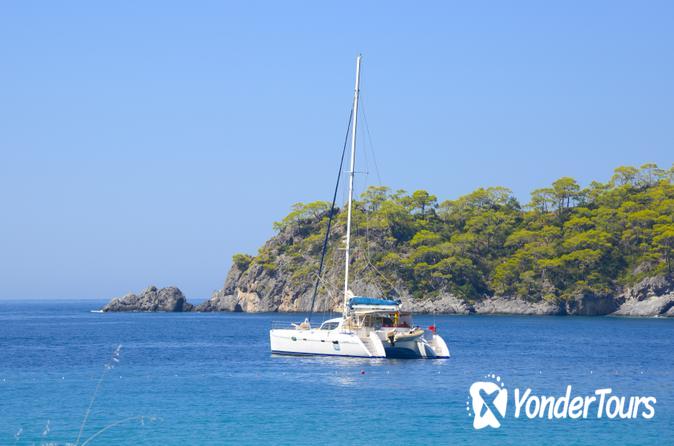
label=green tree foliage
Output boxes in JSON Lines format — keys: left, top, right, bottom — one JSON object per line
{"left": 410, "top": 190, "right": 438, "bottom": 217}
{"left": 653, "top": 224, "right": 674, "bottom": 275}
{"left": 239, "top": 164, "right": 674, "bottom": 301}
{"left": 610, "top": 166, "right": 639, "bottom": 187}
{"left": 272, "top": 201, "right": 330, "bottom": 232}
{"left": 232, "top": 253, "right": 253, "bottom": 270}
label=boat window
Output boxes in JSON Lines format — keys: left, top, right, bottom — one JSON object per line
{"left": 320, "top": 322, "right": 339, "bottom": 330}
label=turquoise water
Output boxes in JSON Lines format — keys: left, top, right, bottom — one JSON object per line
{"left": 0, "top": 300, "right": 672, "bottom": 445}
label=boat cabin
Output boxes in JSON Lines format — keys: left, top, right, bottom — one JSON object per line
{"left": 346, "top": 296, "right": 414, "bottom": 329}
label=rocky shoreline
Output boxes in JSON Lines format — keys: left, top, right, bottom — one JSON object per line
{"left": 101, "top": 275, "right": 674, "bottom": 317}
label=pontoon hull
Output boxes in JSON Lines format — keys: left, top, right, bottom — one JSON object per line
{"left": 379, "top": 335, "right": 450, "bottom": 359}
{"left": 270, "top": 328, "right": 449, "bottom": 359}
{"left": 270, "top": 328, "right": 386, "bottom": 358}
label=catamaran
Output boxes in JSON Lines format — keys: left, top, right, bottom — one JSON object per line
{"left": 269, "top": 55, "right": 450, "bottom": 359}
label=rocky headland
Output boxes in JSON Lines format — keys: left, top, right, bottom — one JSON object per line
{"left": 101, "top": 164, "right": 674, "bottom": 318}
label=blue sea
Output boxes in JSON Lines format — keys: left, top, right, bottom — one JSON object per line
{"left": 0, "top": 300, "right": 672, "bottom": 445}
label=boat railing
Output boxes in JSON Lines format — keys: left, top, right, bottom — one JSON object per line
{"left": 270, "top": 320, "right": 322, "bottom": 330}
{"left": 271, "top": 321, "right": 368, "bottom": 333}
{"left": 271, "top": 321, "right": 295, "bottom": 330}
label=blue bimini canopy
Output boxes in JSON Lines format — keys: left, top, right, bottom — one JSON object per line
{"left": 348, "top": 297, "right": 400, "bottom": 307}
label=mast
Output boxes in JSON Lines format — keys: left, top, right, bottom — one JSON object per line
{"left": 344, "top": 54, "right": 361, "bottom": 314}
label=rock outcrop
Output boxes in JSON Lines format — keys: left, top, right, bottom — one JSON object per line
{"left": 613, "top": 276, "right": 674, "bottom": 317}
{"left": 472, "top": 296, "right": 563, "bottom": 316}
{"left": 564, "top": 292, "right": 620, "bottom": 316}
{"left": 400, "top": 293, "right": 472, "bottom": 314}
{"left": 101, "top": 286, "right": 194, "bottom": 312}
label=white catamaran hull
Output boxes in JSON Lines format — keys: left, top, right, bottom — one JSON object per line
{"left": 270, "top": 328, "right": 386, "bottom": 358}
{"left": 270, "top": 327, "right": 449, "bottom": 359}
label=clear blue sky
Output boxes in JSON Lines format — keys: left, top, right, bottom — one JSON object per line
{"left": 1, "top": 1, "right": 672, "bottom": 300}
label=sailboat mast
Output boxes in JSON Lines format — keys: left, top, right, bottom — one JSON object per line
{"left": 344, "top": 54, "right": 361, "bottom": 313}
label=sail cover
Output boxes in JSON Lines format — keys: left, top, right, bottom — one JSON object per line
{"left": 348, "top": 297, "right": 400, "bottom": 307}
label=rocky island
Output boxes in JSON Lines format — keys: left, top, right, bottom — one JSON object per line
{"left": 103, "top": 164, "right": 674, "bottom": 317}
{"left": 101, "top": 286, "right": 193, "bottom": 312}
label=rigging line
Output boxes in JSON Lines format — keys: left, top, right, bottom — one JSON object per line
{"left": 352, "top": 246, "right": 385, "bottom": 297}
{"left": 300, "top": 254, "right": 341, "bottom": 305}
{"left": 363, "top": 243, "right": 404, "bottom": 297}
{"left": 356, "top": 96, "right": 380, "bottom": 295}
{"left": 359, "top": 97, "right": 405, "bottom": 298}
{"left": 306, "top": 269, "right": 339, "bottom": 313}
{"left": 357, "top": 134, "right": 383, "bottom": 297}
{"left": 357, "top": 126, "right": 395, "bottom": 298}
{"left": 318, "top": 243, "right": 343, "bottom": 322}
{"left": 360, "top": 196, "right": 402, "bottom": 298}
{"left": 318, "top": 246, "right": 340, "bottom": 322}
{"left": 359, "top": 173, "right": 404, "bottom": 298}
{"left": 360, "top": 97, "right": 383, "bottom": 186}
{"left": 307, "top": 106, "right": 353, "bottom": 322}
{"left": 312, "top": 269, "right": 339, "bottom": 309}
